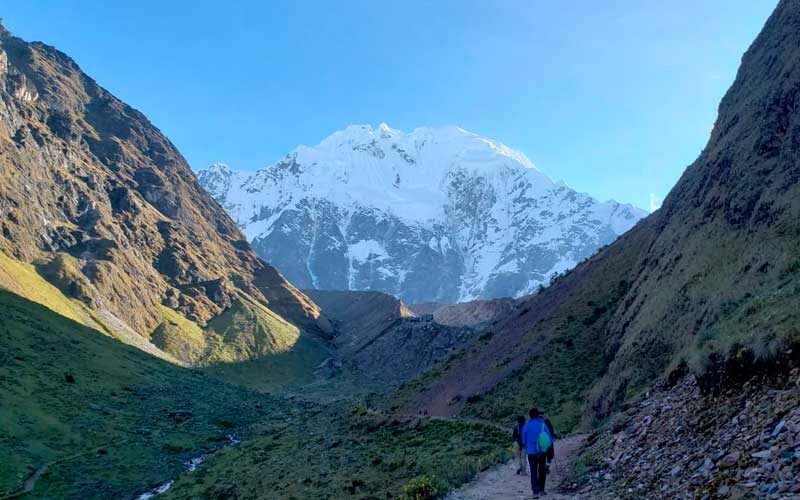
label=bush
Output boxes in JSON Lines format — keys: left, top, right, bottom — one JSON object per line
{"left": 400, "top": 475, "right": 447, "bottom": 500}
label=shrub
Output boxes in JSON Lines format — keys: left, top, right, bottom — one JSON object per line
{"left": 400, "top": 475, "right": 447, "bottom": 500}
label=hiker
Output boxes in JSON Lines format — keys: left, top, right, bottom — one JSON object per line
{"left": 522, "top": 407, "right": 553, "bottom": 497}
{"left": 542, "top": 413, "right": 556, "bottom": 471}
{"left": 512, "top": 415, "right": 527, "bottom": 475}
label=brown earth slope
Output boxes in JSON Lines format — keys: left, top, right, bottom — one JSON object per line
{"left": 400, "top": 0, "right": 800, "bottom": 431}
{"left": 0, "top": 23, "right": 327, "bottom": 365}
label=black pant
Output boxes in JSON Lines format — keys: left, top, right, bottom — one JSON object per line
{"left": 528, "top": 453, "right": 547, "bottom": 493}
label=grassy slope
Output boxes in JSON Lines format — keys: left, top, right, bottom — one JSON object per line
{"left": 0, "top": 248, "right": 329, "bottom": 392}
{"left": 163, "top": 404, "right": 509, "bottom": 500}
{"left": 0, "top": 288, "right": 508, "bottom": 499}
{"left": 0, "top": 288, "right": 289, "bottom": 499}
{"left": 386, "top": 227, "right": 650, "bottom": 434}
{"left": 200, "top": 295, "right": 332, "bottom": 393}
{"left": 0, "top": 250, "right": 107, "bottom": 333}
{"left": 459, "top": 280, "right": 631, "bottom": 432}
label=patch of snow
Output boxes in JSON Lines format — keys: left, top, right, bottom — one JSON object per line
{"left": 348, "top": 240, "right": 388, "bottom": 261}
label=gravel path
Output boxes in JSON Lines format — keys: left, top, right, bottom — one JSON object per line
{"left": 446, "top": 435, "right": 586, "bottom": 500}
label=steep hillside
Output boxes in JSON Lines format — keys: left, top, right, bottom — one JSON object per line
{"left": 307, "top": 289, "right": 416, "bottom": 354}
{"left": 198, "top": 126, "right": 646, "bottom": 303}
{"left": 399, "top": 0, "right": 800, "bottom": 433}
{"left": 306, "top": 289, "right": 484, "bottom": 386}
{"left": 0, "top": 23, "right": 328, "bottom": 369}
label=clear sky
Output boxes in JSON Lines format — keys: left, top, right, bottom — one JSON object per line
{"left": 3, "top": 1, "right": 777, "bottom": 210}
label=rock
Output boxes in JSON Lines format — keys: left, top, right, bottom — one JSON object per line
{"left": 720, "top": 451, "right": 740, "bottom": 467}
{"left": 771, "top": 419, "right": 786, "bottom": 437}
{"left": 751, "top": 450, "right": 772, "bottom": 459}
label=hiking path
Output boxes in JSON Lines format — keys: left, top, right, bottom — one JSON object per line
{"left": 446, "top": 435, "right": 586, "bottom": 500}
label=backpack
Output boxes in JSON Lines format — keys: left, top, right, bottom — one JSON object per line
{"left": 537, "top": 422, "right": 553, "bottom": 452}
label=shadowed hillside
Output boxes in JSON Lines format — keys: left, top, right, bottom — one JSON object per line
{"left": 0, "top": 288, "right": 292, "bottom": 498}
{"left": 306, "top": 289, "right": 486, "bottom": 387}
{"left": 398, "top": 0, "right": 800, "bottom": 434}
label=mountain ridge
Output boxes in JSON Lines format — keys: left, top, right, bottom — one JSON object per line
{"left": 0, "top": 23, "right": 328, "bottom": 370}
{"left": 199, "top": 124, "right": 647, "bottom": 303}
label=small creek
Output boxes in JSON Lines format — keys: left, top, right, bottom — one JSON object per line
{"left": 135, "top": 433, "right": 241, "bottom": 499}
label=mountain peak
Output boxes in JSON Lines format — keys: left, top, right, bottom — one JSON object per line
{"left": 305, "top": 123, "right": 541, "bottom": 175}
{"left": 207, "top": 162, "right": 232, "bottom": 173}
{"left": 199, "top": 125, "right": 646, "bottom": 302}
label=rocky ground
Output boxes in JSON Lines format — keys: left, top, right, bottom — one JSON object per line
{"left": 571, "top": 370, "right": 800, "bottom": 499}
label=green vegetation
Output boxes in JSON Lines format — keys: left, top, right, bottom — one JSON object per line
{"left": 151, "top": 305, "right": 208, "bottom": 364}
{"left": 163, "top": 404, "right": 509, "bottom": 500}
{"left": 0, "top": 288, "right": 507, "bottom": 499}
{"left": 153, "top": 292, "right": 331, "bottom": 392}
{"left": 458, "top": 281, "right": 631, "bottom": 433}
{"left": 203, "top": 296, "right": 302, "bottom": 362}
{"left": 0, "top": 249, "right": 328, "bottom": 393}
{"left": 0, "top": 289, "right": 288, "bottom": 498}
{"left": 400, "top": 474, "right": 448, "bottom": 500}
{"left": 203, "top": 334, "right": 331, "bottom": 393}
{"left": 687, "top": 262, "right": 800, "bottom": 374}
{"left": 0, "top": 251, "right": 107, "bottom": 333}
{"left": 565, "top": 448, "right": 603, "bottom": 489}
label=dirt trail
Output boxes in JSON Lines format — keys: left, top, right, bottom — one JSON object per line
{"left": 446, "top": 435, "right": 586, "bottom": 500}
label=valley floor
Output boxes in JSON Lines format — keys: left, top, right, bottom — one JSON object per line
{"left": 446, "top": 435, "right": 586, "bottom": 500}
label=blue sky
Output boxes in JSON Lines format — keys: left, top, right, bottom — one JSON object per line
{"left": 3, "top": 1, "right": 777, "bottom": 210}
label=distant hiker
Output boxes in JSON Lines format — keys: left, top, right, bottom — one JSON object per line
{"left": 541, "top": 413, "right": 556, "bottom": 470}
{"left": 522, "top": 407, "right": 553, "bottom": 497}
{"left": 512, "top": 415, "right": 527, "bottom": 475}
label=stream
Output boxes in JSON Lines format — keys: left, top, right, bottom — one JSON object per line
{"left": 135, "top": 433, "right": 241, "bottom": 499}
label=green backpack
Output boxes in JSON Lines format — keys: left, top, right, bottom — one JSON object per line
{"left": 537, "top": 424, "right": 553, "bottom": 452}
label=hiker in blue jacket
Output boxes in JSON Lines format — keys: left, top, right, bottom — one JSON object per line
{"left": 521, "top": 407, "right": 554, "bottom": 497}
{"left": 512, "top": 415, "right": 527, "bottom": 475}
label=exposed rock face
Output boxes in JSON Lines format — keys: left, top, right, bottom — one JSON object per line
{"left": 307, "top": 289, "right": 482, "bottom": 386}
{"left": 0, "top": 23, "right": 324, "bottom": 357}
{"left": 198, "top": 126, "right": 646, "bottom": 304}
{"left": 403, "top": 0, "right": 800, "bottom": 425}
{"left": 573, "top": 371, "right": 800, "bottom": 499}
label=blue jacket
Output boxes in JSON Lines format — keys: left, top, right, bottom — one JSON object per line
{"left": 521, "top": 417, "right": 551, "bottom": 455}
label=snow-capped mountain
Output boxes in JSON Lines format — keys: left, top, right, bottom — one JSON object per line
{"left": 198, "top": 124, "right": 647, "bottom": 303}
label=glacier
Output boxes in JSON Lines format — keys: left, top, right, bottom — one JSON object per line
{"left": 198, "top": 124, "right": 646, "bottom": 303}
